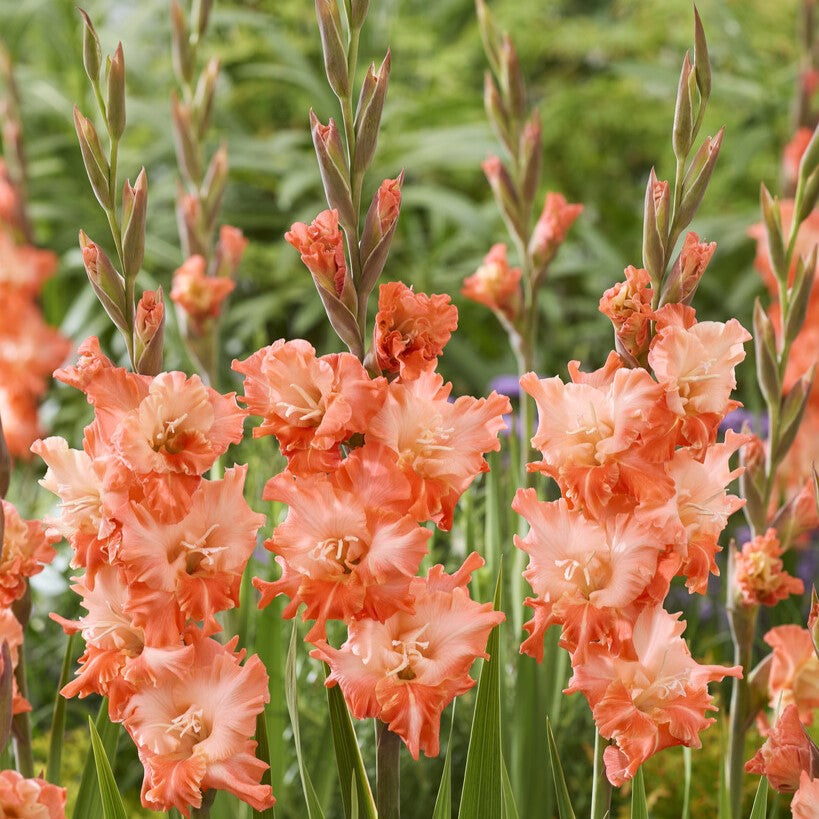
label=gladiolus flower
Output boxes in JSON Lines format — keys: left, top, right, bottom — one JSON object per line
{"left": 171, "top": 255, "right": 236, "bottom": 326}
{"left": 372, "top": 282, "right": 458, "bottom": 379}
{"left": 461, "top": 243, "right": 522, "bottom": 320}
{"left": 0, "top": 770, "right": 66, "bottom": 819}
{"left": 648, "top": 304, "right": 750, "bottom": 450}
{"left": 745, "top": 704, "right": 819, "bottom": 792}
{"left": 598, "top": 266, "right": 655, "bottom": 362}
{"left": 514, "top": 491, "right": 665, "bottom": 660}
{"left": 311, "top": 553, "right": 504, "bottom": 759}
{"left": 0, "top": 229, "right": 58, "bottom": 297}
{"left": 233, "top": 339, "right": 386, "bottom": 475}
{"left": 254, "top": 443, "right": 430, "bottom": 641}
{"left": 367, "top": 370, "right": 510, "bottom": 529}
{"left": 374, "top": 176, "right": 402, "bottom": 237}
{"left": 529, "top": 192, "right": 583, "bottom": 269}
{"left": 0, "top": 608, "right": 31, "bottom": 714}
{"left": 662, "top": 232, "right": 716, "bottom": 305}
{"left": 285, "top": 209, "right": 348, "bottom": 298}
{"left": 0, "top": 499, "right": 58, "bottom": 606}
{"left": 764, "top": 625, "right": 819, "bottom": 724}
{"left": 733, "top": 529, "right": 804, "bottom": 607}
{"left": 566, "top": 605, "right": 741, "bottom": 786}
{"left": 123, "top": 635, "right": 275, "bottom": 815}
{"left": 792, "top": 771, "right": 819, "bottom": 818}
{"left": 215, "top": 225, "right": 247, "bottom": 277}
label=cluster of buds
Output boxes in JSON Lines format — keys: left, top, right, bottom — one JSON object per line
{"left": 74, "top": 15, "right": 163, "bottom": 377}
{"left": 0, "top": 161, "right": 70, "bottom": 456}
{"left": 234, "top": 280, "right": 509, "bottom": 759}
{"left": 35, "top": 339, "right": 274, "bottom": 815}
{"left": 464, "top": 1, "right": 582, "bottom": 367}
{"left": 169, "top": 1, "right": 248, "bottom": 382}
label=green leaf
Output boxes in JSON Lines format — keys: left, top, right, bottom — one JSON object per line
{"left": 252, "top": 711, "right": 277, "bottom": 819}
{"left": 0, "top": 642, "right": 13, "bottom": 755}
{"left": 72, "top": 700, "right": 120, "bottom": 819}
{"left": 325, "top": 669, "right": 376, "bottom": 819}
{"left": 46, "top": 632, "right": 76, "bottom": 784}
{"left": 458, "top": 567, "right": 503, "bottom": 819}
{"left": 285, "top": 620, "right": 325, "bottom": 819}
{"left": 501, "top": 754, "right": 520, "bottom": 819}
{"left": 88, "top": 716, "right": 127, "bottom": 819}
{"left": 748, "top": 776, "right": 768, "bottom": 819}
{"left": 432, "top": 704, "right": 455, "bottom": 819}
{"left": 631, "top": 767, "right": 648, "bottom": 819}
{"left": 545, "top": 718, "right": 576, "bottom": 819}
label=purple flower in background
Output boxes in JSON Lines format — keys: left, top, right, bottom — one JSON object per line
{"left": 720, "top": 408, "right": 768, "bottom": 437}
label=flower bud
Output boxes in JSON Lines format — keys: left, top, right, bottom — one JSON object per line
{"left": 214, "top": 225, "right": 248, "bottom": 279}
{"left": 134, "top": 287, "right": 165, "bottom": 376}
{"left": 760, "top": 184, "right": 786, "bottom": 279}
{"left": 677, "top": 128, "right": 724, "bottom": 229}
{"left": 106, "top": 43, "right": 126, "bottom": 141}
{"left": 171, "top": 1, "right": 194, "bottom": 86}
{"left": 203, "top": 144, "right": 228, "bottom": 225}
{"left": 519, "top": 112, "right": 542, "bottom": 210}
{"left": 484, "top": 72, "right": 514, "bottom": 156}
{"left": 462, "top": 243, "right": 522, "bottom": 321}
{"left": 285, "top": 209, "right": 350, "bottom": 301}
{"left": 79, "top": 230, "right": 128, "bottom": 332}
{"left": 310, "top": 111, "right": 355, "bottom": 231}
{"left": 475, "top": 0, "right": 503, "bottom": 77}
{"left": 642, "top": 168, "right": 666, "bottom": 286}
{"left": 753, "top": 298, "right": 781, "bottom": 409}
{"left": 693, "top": 5, "right": 711, "bottom": 101}
{"left": 349, "top": 0, "right": 370, "bottom": 30}
{"left": 673, "top": 52, "right": 695, "bottom": 160}
{"left": 784, "top": 247, "right": 817, "bottom": 345}
{"left": 660, "top": 231, "right": 716, "bottom": 305}
{"left": 196, "top": 0, "right": 213, "bottom": 38}
{"left": 353, "top": 51, "right": 390, "bottom": 174}
{"left": 122, "top": 168, "right": 147, "bottom": 280}
{"left": 78, "top": 9, "right": 101, "bottom": 84}
{"left": 176, "top": 191, "right": 205, "bottom": 258}
{"left": 483, "top": 155, "right": 523, "bottom": 241}
{"left": 315, "top": 0, "right": 349, "bottom": 100}
{"left": 171, "top": 93, "right": 202, "bottom": 185}
{"left": 171, "top": 255, "right": 235, "bottom": 332}
{"left": 194, "top": 57, "right": 220, "bottom": 141}
{"left": 359, "top": 173, "right": 403, "bottom": 296}
{"left": 774, "top": 368, "right": 814, "bottom": 466}
{"left": 499, "top": 34, "right": 525, "bottom": 121}
{"left": 73, "top": 107, "right": 112, "bottom": 210}
{"left": 530, "top": 191, "right": 583, "bottom": 273}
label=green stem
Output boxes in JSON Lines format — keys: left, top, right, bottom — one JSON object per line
{"left": 590, "top": 731, "right": 612, "bottom": 819}
{"left": 376, "top": 721, "right": 400, "bottom": 819}
{"left": 11, "top": 649, "right": 33, "bottom": 778}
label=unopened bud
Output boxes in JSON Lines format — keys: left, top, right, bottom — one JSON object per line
{"left": 760, "top": 184, "right": 786, "bottom": 279}
{"left": 795, "top": 165, "right": 819, "bottom": 225}
{"left": 475, "top": 0, "right": 503, "bottom": 77}
{"left": 693, "top": 5, "right": 711, "bottom": 102}
{"left": 315, "top": 0, "right": 349, "bottom": 100}
{"left": 660, "top": 231, "right": 716, "bottom": 306}
{"left": 171, "top": 1, "right": 194, "bottom": 86}
{"left": 78, "top": 9, "right": 101, "bottom": 84}
{"left": 354, "top": 51, "right": 390, "bottom": 174}
{"left": 214, "top": 225, "right": 248, "bottom": 279}
{"left": 520, "top": 112, "right": 542, "bottom": 209}
{"left": 194, "top": 57, "right": 220, "bottom": 141}
{"left": 784, "top": 248, "right": 817, "bottom": 345}
{"left": 753, "top": 299, "right": 780, "bottom": 409}
{"left": 484, "top": 72, "right": 514, "bottom": 156}
{"left": 359, "top": 173, "right": 403, "bottom": 297}
{"left": 530, "top": 192, "right": 583, "bottom": 273}
{"left": 673, "top": 52, "right": 695, "bottom": 161}
{"left": 499, "top": 34, "right": 525, "bottom": 121}
{"left": 135, "top": 288, "right": 165, "bottom": 376}
{"left": 203, "top": 144, "right": 228, "bottom": 226}
{"left": 677, "top": 128, "right": 724, "bottom": 229}
{"left": 196, "top": 0, "right": 213, "bottom": 38}
{"left": 79, "top": 230, "right": 128, "bottom": 332}
{"left": 107, "top": 43, "right": 126, "bottom": 140}
{"left": 171, "top": 94, "right": 202, "bottom": 185}
{"left": 176, "top": 191, "right": 205, "bottom": 258}
{"left": 310, "top": 111, "right": 355, "bottom": 231}
{"left": 483, "top": 155, "right": 523, "bottom": 241}
{"left": 349, "top": 0, "right": 370, "bottom": 30}
{"left": 74, "top": 107, "right": 112, "bottom": 210}
{"left": 642, "top": 168, "right": 665, "bottom": 286}
{"left": 774, "top": 368, "right": 814, "bottom": 466}
{"left": 122, "top": 168, "right": 147, "bottom": 279}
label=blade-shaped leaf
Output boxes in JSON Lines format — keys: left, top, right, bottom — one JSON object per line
{"left": 253, "top": 711, "right": 277, "bottom": 819}
{"left": 46, "top": 632, "right": 76, "bottom": 784}
{"left": 458, "top": 567, "right": 503, "bottom": 819}
{"left": 88, "top": 717, "right": 127, "bottom": 819}
{"left": 546, "top": 718, "right": 576, "bottom": 819}
{"left": 631, "top": 767, "right": 648, "bottom": 819}
{"left": 325, "top": 669, "right": 376, "bottom": 819}
{"left": 0, "top": 642, "right": 13, "bottom": 755}
{"left": 501, "top": 754, "right": 520, "bottom": 819}
{"left": 432, "top": 704, "right": 456, "bottom": 819}
{"left": 285, "top": 620, "right": 325, "bottom": 819}
{"left": 748, "top": 776, "right": 768, "bottom": 819}
{"left": 72, "top": 700, "right": 120, "bottom": 819}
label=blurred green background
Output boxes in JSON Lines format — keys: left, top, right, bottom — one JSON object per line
{"left": 1, "top": 0, "right": 811, "bottom": 816}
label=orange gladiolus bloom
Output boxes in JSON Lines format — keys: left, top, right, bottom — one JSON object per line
{"left": 461, "top": 243, "right": 522, "bottom": 320}
{"left": 734, "top": 529, "right": 804, "bottom": 607}
{"left": 0, "top": 770, "right": 66, "bottom": 819}
{"left": 764, "top": 625, "right": 819, "bottom": 725}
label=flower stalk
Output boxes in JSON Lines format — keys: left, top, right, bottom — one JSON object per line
{"left": 376, "top": 721, "right": 401, "bottom": 819}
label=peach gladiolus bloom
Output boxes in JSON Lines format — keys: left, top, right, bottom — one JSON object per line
{"left": 367, "top": 370, "right": 510, "bottom": 529}
{"left": 171, "top": 255, "right": 235, "bottom": 326}
{"left": 783, "top": 127, "right": 813, "bottom": 192}
{"left": 53, "top": 565, "right": 192, "bottom": 720}
{"left": 734, "top": 529, "right": 804, "bottom": 607}
{"left": 792, "top": 771, "right": 819, "bottom": 818}
{"left": 285, "top": 208, "right": 348, "bottom": 298}
{"left": 255, "top": 443, "right": 430, "bottom": 641}
{"left": 514, "top": 491, "right": 665, "bottom": 660}
{"left": 598, "top": 266, "right": 655, "bottom": 362}
{"left": 0, "top": 499, "right": 58, "bottom": 606}
{"left": 665, "top": 430, "right": 747, "bottom": 593}
{"left": 529, "top": 192, "right": 583, "bottom": 267}
{"left": 764, "top": 625, "right": 819, "bottom": 724}
{"left": 234, "top": 339, "right": 386, "bottom": 474}
{"left": 311, "top": 553, "right": 504, "bottom": 759}
{"left": 520, "top": 365, "right": 673, "bottom": 518}
{"left": 648, "top": 304, "right": 750, "bottom": 450}
{"left": 461, "top": 243, "right": 521, "bottom": 320}
{"left": 119, "top": 466, "right": 265, "bottom": 631}
{"left": 745, "top": 704, "right": 819, "bottom": 792}
{"left": 566, "top": 605, "right": 741, "bottom": 786}
{"left": 123, "top": 635, "right": 274, "bottom": 815}
{"left": 0, "top": 229, "right": 57, "bottom": 297}
{"left": 0, "top": 609, "right": 31, "bottom": 715}
{"left": 372, "top": 282, "right": 458, "bottom": 380}
{"left": 0, "top": 770, "right": 66, "bottom": 819}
